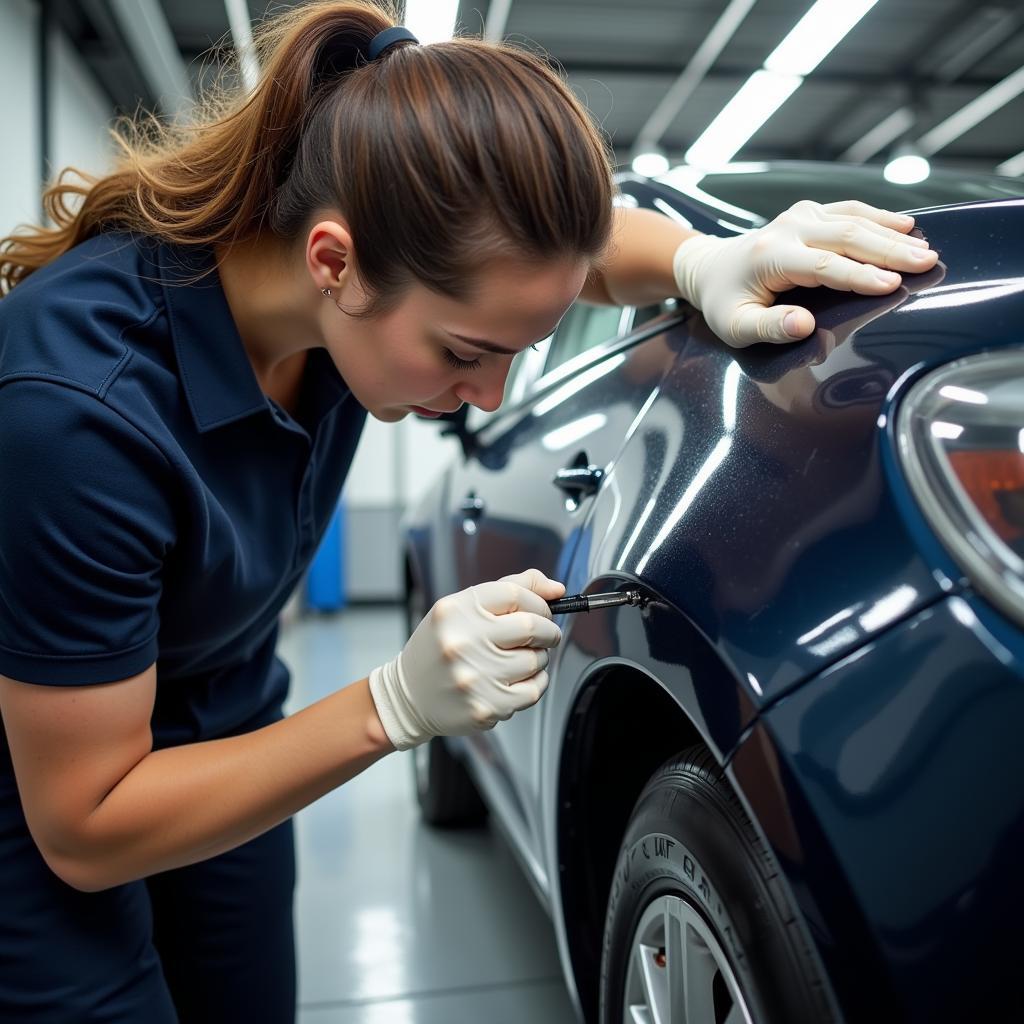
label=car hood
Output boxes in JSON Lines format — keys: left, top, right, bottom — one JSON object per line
{"left": 591, "top": 198, "right": 1024, "bottom": 706}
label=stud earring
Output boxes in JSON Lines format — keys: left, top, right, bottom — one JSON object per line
{"left": 321, "top": 287, "right": 332, "bottom": 297}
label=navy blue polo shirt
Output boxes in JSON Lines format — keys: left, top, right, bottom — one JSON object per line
{"left": 0, "top": 231, "right": 367, "bottom": 756}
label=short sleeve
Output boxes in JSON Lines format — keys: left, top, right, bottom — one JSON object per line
{"left": 0, "top": 381, "right": 177, "bottom": 685}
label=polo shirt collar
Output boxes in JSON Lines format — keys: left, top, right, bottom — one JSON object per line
{"left": 156, "top": 242, "right": 352, "bottom": 435}
{"left": 157, "top": 242, "right": 267, "bottom": 433}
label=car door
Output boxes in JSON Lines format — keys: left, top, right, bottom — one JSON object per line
{"left": 445, "top": 300, "right": 680, "bottom": 867}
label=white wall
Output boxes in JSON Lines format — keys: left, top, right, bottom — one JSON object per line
{"left": 0, "top": 1, "right": 113, "bottom": 240}
{"left": 343, "top": 416, "right": 460, "bottom": 601}
{"left": 50, "top": 28, "right": 115, "bottom": 181}
{"left": 345, "top": 416, "right": 460, "bottom": 511}
{"left": 0, "top": 0, "right": 41, "bottom": 237}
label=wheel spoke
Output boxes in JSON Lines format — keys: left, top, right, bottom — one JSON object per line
{"left": 664, "top": 900, "right": 687, "bottom": 1022}
{"left": 723, "top": 1004, "right": 747, "bottom": 1024}
{"left": 624, "top": 941, "right": 651, "bottom": 1024}
{"left": 639, "top": 942, "right": 669, "bottom": 1024}
{"left": 683, "top": 920, "right": 718, "bottom": 1021}
{"left": 623, "top": 890, "right": 755, "bottom": 1024}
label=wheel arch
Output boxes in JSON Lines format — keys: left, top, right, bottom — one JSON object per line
{"left": 555, "top": 664, "right": 711, "bottom": 1023}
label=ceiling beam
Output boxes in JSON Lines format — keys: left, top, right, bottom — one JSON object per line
{"left": 551, "top": 61, "right": 1008, "bottom": 91}
{"left": 609, "top": 138, "right": 1014, "bottom": 167}
{"left": 104, "top": 0, "right": 192, "bottom": 118}
{"left": 839, "top": 106, "right": 915, "bottom": 163}
{"left": 916, "top": 61, "right": 1024, "bottom": 155}
{"left": 915, "top": 4, "right": 1022, "bottom": 84}
{"left": 633, "top": 0, "right": 757, "bottom": 153}
{"left": 829, "top": 2, "right": 1023, "bottom": 163}
{"left": 55, "top": 0, "right": 154, "bottom": 111}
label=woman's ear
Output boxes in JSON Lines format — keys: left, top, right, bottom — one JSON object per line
{"left": 306, "top": 218, "right": 356, "bottom": 292}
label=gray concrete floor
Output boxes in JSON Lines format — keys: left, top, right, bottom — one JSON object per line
{"left": 279, "top": 606, "right": 577, "bottom": 1024}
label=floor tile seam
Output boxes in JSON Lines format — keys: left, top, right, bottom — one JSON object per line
{"left": 299, "top": 974, "right": 565, "bottom": 1010}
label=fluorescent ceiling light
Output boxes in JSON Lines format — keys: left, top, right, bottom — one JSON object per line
{"left": 224, "top": 0, "right": 258, "bottom": 92}
{"left": 632, "top": 150, "right": 671, "bottom": 176}
{"left": 404, "top": 0, "right": 459, "bottom": 44}
{"left": 931, "top": 421, "right": 964, "bottom": 440}
{"left": 635, "top": 0, "right": 757, "bottom": 150}
{"left": 839, "top": 106, "right": 914, "bottom": 163}
{"left": 996, "top": 150, "right": 1024, "bottom": 176}
{"left": 685, "top": 70, "right": 801, "bottom": 168}
{"left": 884, "top": 153, "right": 930, "bottom": 184}
{"left": 916, "top": 63, "right": 1024, "bottom": 156}
{"left": 484, "top": 0, "right": 513, "bottom": 41}
{"left": 764, "top": 0, "right": 879, "bottom": 76}
{"left": 939, "top": 385, "right": 988, "bottom": 405}
{"left": 684, "top": 0, "right": 877, "bottom": 170}
{"left": 706, "top": 162, "right": 771, "bottom": 174}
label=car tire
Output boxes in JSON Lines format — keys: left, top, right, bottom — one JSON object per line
{"left": 412, "top": 736, "right": 488, "bottom": 827}
{"left": 599, "top": 746, "right": 833, "bottom": 1024}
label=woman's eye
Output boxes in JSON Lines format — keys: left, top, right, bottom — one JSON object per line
{"left": 443, "top": 348, "right": 482, "bottom": 371}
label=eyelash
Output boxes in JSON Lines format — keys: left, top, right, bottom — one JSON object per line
{"left": 443, "top": 348, "right": 482, "bottom": 371}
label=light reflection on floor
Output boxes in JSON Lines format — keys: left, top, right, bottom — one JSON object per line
{"left": 279, "top": 606, "right": 577, "bottom": 1024}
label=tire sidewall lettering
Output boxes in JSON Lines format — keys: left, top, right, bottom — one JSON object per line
{"left": 608, "top": 830, "right": 747, "bottom": 969}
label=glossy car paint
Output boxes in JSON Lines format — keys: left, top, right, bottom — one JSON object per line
{"left": 403, "top": 180, "right": 1024, "bottom": 1021}
{"left": 731, "top": 591, "right": 1024, "bottom": 1022}
{"left": 436, "top": 319, "right": 681, "bottom": 885}
{"left": 578, "top": 198, "right": 1024, "bottom": 709}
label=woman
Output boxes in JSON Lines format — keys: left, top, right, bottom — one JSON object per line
{"left": 0, "top": 1, "right": 937, "bottom": 1020}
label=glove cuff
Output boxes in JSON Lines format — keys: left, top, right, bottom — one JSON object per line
{"left": 672, "top": 234, "right": 724, "bottom": 309}
{"left": 368, "top": 658, "right": 421, "bottom": 752}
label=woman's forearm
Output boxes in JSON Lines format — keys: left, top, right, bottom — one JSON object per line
{"left": 63, "top": 678, "right": 393, "bottom": 892}
{"left": 585, "top": 206, "right": 697, "bottom": 307}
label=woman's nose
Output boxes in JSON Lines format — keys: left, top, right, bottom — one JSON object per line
{"left": 455, "top": 364, "right": 510, "bottom": 413}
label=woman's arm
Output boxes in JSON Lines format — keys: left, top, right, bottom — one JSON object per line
{"left": 580, "top": 207, "right": 694, "bottom": 307}
{"left": 0, "top": 569, "right": 565, "bottom": 894}
{"left": 0, "top": 666, "right": 392, "bottom": 892}
{"left": 583, "top": 201, "right": 938, "bottom": 348}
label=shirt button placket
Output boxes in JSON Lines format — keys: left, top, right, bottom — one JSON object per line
{"left": 295, "top": 456, "right": 317, "bottom": 567}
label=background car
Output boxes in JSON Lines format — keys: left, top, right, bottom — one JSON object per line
{"left": 401, "top": 162, "right": 1024, "bottom": 1023}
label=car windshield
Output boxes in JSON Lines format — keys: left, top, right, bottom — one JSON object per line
{"left": 658, "top": 162, "right": 1024, "bottom": 221}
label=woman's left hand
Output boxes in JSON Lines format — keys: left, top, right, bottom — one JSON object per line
{"left": 671, "top": 199, "right": 940, "bottom": 348}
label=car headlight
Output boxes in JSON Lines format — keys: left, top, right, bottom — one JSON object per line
{"left": 897, "top": 349, "right": 1024, "bottom": 627}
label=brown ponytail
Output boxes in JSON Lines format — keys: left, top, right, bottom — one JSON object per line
{"left": 0, "top": 0, "right": 615, "bottom": 314}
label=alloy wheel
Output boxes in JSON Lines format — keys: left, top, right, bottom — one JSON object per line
{"left": 622, "top": 894, "right": 755, "bottom": 1024}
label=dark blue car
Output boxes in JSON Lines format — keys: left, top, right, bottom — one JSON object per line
{"left": 401, "top": 162, "right": 1024, "bottom": 1024}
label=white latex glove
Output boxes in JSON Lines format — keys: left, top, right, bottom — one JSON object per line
{"left": 369, "top": 569, "right": 565, "bottom": 751}
{"left": 672, "top": 199, "right": 939, "bottom": 348}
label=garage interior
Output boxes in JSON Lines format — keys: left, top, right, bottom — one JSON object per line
{"left": 2, "top": 1, "right": 1023, "bottom": 1021}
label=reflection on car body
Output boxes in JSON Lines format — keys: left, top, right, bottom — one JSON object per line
{"left": 402, "top": 162, "right": 1024, "bottom": 1023}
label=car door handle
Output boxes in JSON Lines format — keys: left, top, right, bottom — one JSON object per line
{"left": 553, "top": 464, "right": 604, "bottom": 498}
{"left": 460, "top": 493, "right": 486, "bottom": 519}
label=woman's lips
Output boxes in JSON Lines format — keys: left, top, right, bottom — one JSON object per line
{"left": 409, "top": 405, "right": 443, "bottom": 418}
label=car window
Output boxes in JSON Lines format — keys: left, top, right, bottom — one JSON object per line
{"left": 634, "top": 300, "right": 674, "bottom": 329}
{"left": 503, "top": 342, "right": 547, "bottom": 406}
{"left": 544, "top": 303, "right": 628, "bottom": 374}
{"left": 461, "top": 300, "right": 668, "bottom": 432}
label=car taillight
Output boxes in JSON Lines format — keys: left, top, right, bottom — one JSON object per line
{"left": 897, "top": 349, "right": 1024, "bottom": 627}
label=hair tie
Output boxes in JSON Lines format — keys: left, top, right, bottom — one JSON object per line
{"left": 314, "top": 25, "right": 418, "bottom": 85}
{"left": 366, "top": 26, "right": 419, "bottom": 60}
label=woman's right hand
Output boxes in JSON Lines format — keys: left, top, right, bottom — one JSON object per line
{"left": 368, "top": 569, "right": 565, "bottom": 751}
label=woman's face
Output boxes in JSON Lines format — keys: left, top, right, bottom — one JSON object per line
{"left": 320, "top": 255, "right": 590, "bottom": 423}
